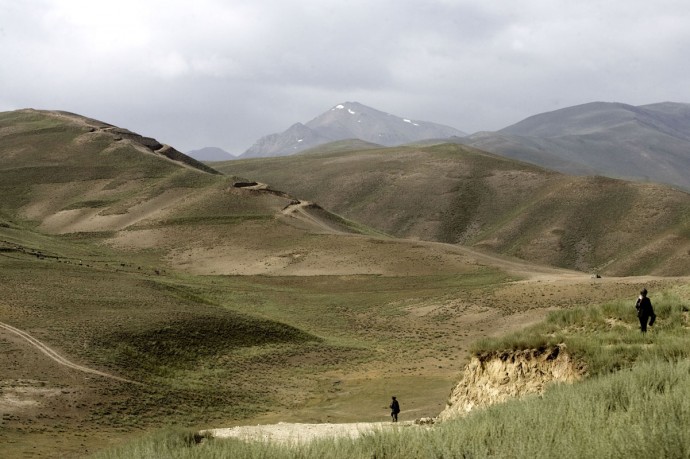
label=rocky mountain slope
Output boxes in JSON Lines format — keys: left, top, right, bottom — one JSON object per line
{"left": 240, "top": 102, "right": 466, "bottom": 158}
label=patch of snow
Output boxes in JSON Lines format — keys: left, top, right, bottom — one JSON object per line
{"left": 297, "top": 139, "right": 303, "bottom": 142}
{"left": 334, "top": 104, "right": 345, "bottom": 110}
{"left": 403, "top": 119, "right": 420, "bottom": 126}
{"left": 348, "top": 109, "right": 356, "bottom": 115}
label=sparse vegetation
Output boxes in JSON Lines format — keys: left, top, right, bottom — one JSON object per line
{"left": 92, "top": 292, "right": 690, "bottom": 459}
{"left": 92, "top": 361, "right": 690, "bottom": 459}
{"left": 218, "top": 144, "right": 690, "bottom": 276}
{"left": 3, "top": 109, "right": 690, "bottom": 458}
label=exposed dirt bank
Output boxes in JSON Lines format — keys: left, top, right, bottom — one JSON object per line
{"left": 439, "top": 345, "right": 584, "bottom": 421}
{"left": 206, "top": 346, "right": 584, "bottom": 445}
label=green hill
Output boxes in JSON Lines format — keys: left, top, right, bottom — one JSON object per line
{"left": 93, "top": 288, "right": 690, "bottom": 458}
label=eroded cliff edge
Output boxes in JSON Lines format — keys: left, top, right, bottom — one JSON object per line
{"left": 439, "top": 345, "right": 586, "bottom": 421}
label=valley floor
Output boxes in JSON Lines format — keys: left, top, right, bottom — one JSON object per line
{"left": 1, "top": 242, "right": 686, "bottom": 458}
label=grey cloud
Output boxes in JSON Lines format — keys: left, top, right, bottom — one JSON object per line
{"left": 1, "top": 0, "right": 689, "bottom": 153}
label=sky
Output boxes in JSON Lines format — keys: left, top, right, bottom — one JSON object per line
{"left": 1, "top": 0, "right": 689, "bottom": 155}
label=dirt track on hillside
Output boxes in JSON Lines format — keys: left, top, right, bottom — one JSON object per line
{"left": 281, "top": 200, "right": 346, "bottom": 234}
{"left": 0, "top": 320, "right": 138, "bottom": 385}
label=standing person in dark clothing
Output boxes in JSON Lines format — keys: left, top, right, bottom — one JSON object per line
{"left": 390, "top": 396, "right": 400, "bottom": 422}
{"left": 635, "top": 288, "right": 656, "bottom": 333}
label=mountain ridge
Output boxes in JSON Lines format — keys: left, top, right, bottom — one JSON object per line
{"left": 240, "top": 102, "right": 466, "bottom": 158}
{"left": 15, "top": 109, "right": 223, "bottom": 175}
{"left": 186, "top": 146, "right": 235, "bottom": 161}
{"left": 460, "top": 101, "right": 690, "bottom": 189}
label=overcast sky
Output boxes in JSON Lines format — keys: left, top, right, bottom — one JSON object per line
{"left": 2, "top": 0, "right": 689, "bottom": 154}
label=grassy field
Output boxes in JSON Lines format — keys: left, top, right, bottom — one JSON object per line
{"left": 91, "top": 290, "right": 690, "bottom": 459}
{"left": 0, "top": 218, "right": 517, "bottom": 457}
{"left": 472, "top": 289, "right": 690, "bottom": 374}
{"left": 5, "top": 218, "right": 673, "bottom": 457}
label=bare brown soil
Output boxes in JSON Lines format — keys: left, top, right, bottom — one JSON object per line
{"left": 438, "top": 345, "right": 583, "bottom": 420}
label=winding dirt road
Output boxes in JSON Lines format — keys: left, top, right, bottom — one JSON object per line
{"left": 0, "top": 320, "right": 138, "bottom": 385}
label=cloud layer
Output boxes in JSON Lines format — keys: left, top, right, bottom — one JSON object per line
{"left": 2, "top": 0, "right": 689, "bottom": 153}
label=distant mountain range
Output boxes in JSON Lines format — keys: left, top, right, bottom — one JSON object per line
{"left": 207, "top": 99, "right": 690, "bottom": 190}
{"left": 460, "top": 101, "right": 690, "bottom": 190}
{"left": 239, "top": 102, "right": 467, "bottom": 158}
{"left": 186, "top": 146, "right": 235, "bottom": 161}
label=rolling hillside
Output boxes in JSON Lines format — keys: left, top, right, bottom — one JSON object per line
{"left": 1, "top": 108, "right": 606, "bottom": 457}
{"left": 3, "top": 108, "right": 689, "bottom": 458}
{"left": 218, "top": 143, "right": 690, "bottom": 276}
{"left": 0, "top": 109, "right": 426, "bottom": 277}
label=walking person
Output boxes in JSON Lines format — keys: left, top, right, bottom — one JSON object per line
{"left": 390, "top": 396, "right": 400, "bottom": 422}
{"left": 635, "top": 288, "right": 656, "bottom": 333}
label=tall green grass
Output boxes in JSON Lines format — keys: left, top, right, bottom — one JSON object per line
{"left": 472, "top": 293, "right": 690, "bottom": 375}
{"left": 93, "top": 359, "right": 690, "bottom": 459}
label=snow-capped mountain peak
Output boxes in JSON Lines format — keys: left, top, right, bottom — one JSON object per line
{"left": 240, "top": 102, "right": 466, "bottom": 158}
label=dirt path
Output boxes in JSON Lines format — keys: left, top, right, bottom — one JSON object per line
{"left": 405, "top": 238, "right": 582, "bottom": 280}
{"left": 0, "top": 320, "right": 138, "bottom": 385}
{"left": 206, "top": 421, "right": 418, "bottom": 445}
{"left": 282, "top": 200, "right": 347, "bottom": 234}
